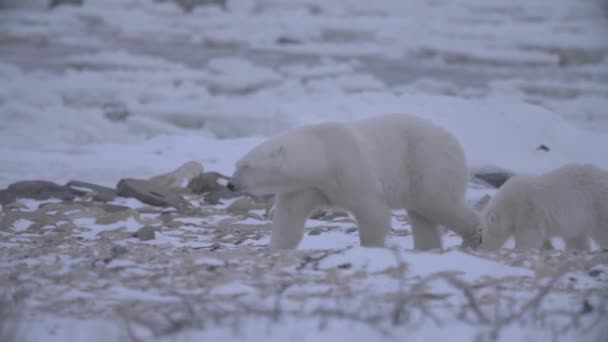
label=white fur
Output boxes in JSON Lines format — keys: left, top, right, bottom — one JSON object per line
{"left": 228, "top": 114, "right": 480, "bottom": 251}
{"left": 480, "top": 163, "right": 608, "bottom": 252}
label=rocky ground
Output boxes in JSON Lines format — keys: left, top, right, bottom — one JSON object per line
{"left": 1, "top": 162, "right": 607, "bottom": 341}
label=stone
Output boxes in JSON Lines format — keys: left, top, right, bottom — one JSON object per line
{"left": 149, "top": 161, "right": 204, "bottom": 190}
{"left": 473, "top": 172, "right": 514, "bottom": 189}
{"left": 310, "top": 209, "right": 350, "bottom": 221}
{"left": 308, "top": 227, "right": 325, "bottom": 235}
{"left": 102, "top": 102, "right": 130, "bottom": 122}
{"left": 116, "top": 178, "right": 192, "bottom": 211}
{"left": 226, "top": 197, "right": 272, "bottom": 215}
{"left": 159, "top": 0, "right": 226, "bottom": 12}
{"left": 187, "top": 171, "right": 229, "bottom": 194}
{"left": 111, "top": 245, "right": 128, "bottom": 258}
{"left": 276, "top": 36, "right": 301, "bottom": 45}
{"left": 0, "top": 190, "right": 16, "bottom": 206}
{"left": 97, "top": 227, "right": 132, "bottom": 242}
{"left": 133, "top": 226, "right": 157, "bottom": 241}
{"left": 2, "top": 180, "right": 78, "bottom": 204}
{"left": 66, "top": 180, "right": 117, "bottom": 202}
{"left": 50, "top": 0, "right": 83, "bottom": 8}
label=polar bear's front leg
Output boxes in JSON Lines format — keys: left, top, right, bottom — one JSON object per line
{"left": 407, "top": 211, "right": 442, "bottom": 250}
{"left": 270, "top": 188, "right": 327, "bottom": 251}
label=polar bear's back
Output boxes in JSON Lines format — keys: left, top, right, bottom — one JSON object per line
{"left": 348, "top": 114, "right": 470, "bottom": 207}
{"left": 500, "top": 164, "right": 608, "bottom": 240}
{"left": 544, "top": 164, "right": 608, "bottom": 237}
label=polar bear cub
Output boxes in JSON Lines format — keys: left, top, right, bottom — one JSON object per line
{"left": 480, "top": 163, "right": 608, "bottom": 251}
{"left": 227, "top": 114, "right": 481, "bottom": 251}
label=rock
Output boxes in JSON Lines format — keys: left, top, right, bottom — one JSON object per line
{"left": 94, "top": 209, "right": 134, "bottom": 225}
{"left": 588, "top": 269, "right": 603, "bottom": 278}
{"left": 0, "top": 190, "right": 16, "bottom": 206}
{"left": 159, "top": 0, "right": 226, "bottom": 12}
{"left": 102, "top": 102, "right": 130, "bottom": 122}
{"left": 99, "top": 204, "right": 131, "bottom": 213}
{"left": 66, "top": 180, "right": 117, "bottom": 202}
{"left": 187, "top": 171, "right": 228, "bottom": 194}
{"left": 149, "top": 161, "right": 204, "bottom": 190}
{"left": 276, "top": 36, "right": 301, "bottom": 45}
{"left": 226, "top": 196, "right": 274, "bottom": 215}
{"left": 2, "top": 180, "right": 77, "bottom": 204}
{"left": 473, "top": 172, "right": 514, "bottom": 189}
{"left": 310, "top": 209, "right": 349, "bottom": 221}
{"left": 111, "top": 245, "right": 128, "bottom": 258}
{"left": 132, "top": 226, "right": 157, "bottom": 241}
{"left": 97, "top": 227, "right": 132, "bottom": 242}
{"left": 50, "top": 0, "right": 83, "bottom": 8}
{"left": 116, "top": 178, "right": 192, "bottom": 211}
{"left": 308, "top": 227, "right": 325, "bottom": 235}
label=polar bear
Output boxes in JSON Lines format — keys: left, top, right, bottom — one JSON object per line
{"left": 227, "top": 114, "right": 480, "bottom": 251}
{"left": 479, "top": 163, "right": 608, "bottom": 252}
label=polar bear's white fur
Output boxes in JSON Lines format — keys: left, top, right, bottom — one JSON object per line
{"left": 480, "top": 163, "right": 608, "bottom": 251}
{"left": 227, "top": 114, "right": 480, "bottom": 251}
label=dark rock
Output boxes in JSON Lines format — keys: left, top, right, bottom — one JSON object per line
{"left": 536, "top": 144, "right": 550, "bottom": 152}
{"left": 588, "top": 269, "right": 603, "bottom": 278}
{"left": 66, "top": 180, "right": 117, "bottom": 202}
{"left": 3, "top": 180, "right": 77, "bottom": 204}
{"left": 132, "top": 226, "right": 157, "bottom": 241}
{"left": 111, "top": 245, "right": 128, "bottom": 258}
{"left": 101, "top": 204, "right": 131, "bottom": 213}
{"left": 308, "top": 227, "right": 325, "bottom": 235}
{"left": 276, "top": 36, "right": 301, "bottom": 45}
{"left": 0, "top": 190, "right": 16, "bottom": 206}
{"left": 159, "top": 0, "right": 226, "bottom": 12}
{"left": 473, "top": 172, "right": 514, "bottom": 188}
{"left": 102, "top": 102, "right": 130, "bottom": 122}
{"left": 310, "top": 210, "right": 349, "bottom": 221}
{"left": 116, "top": 178, "right": 192, "bottom": 211}
{"left": 337, "top": 263, "right": 352, "bottom": 269}
{"left": 50, "top": 0, "right": 83, "bottom": 8}
{"left": 188, "top": 171, "right": 229, "bottom": 194}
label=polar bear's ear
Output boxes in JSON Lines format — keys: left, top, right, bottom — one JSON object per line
{"left": 270, "top": 146, "right": 287, "bottom": 159}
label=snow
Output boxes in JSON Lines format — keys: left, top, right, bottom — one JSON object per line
{"left": 1, "top": 0, "right": 607, "bottom": 341}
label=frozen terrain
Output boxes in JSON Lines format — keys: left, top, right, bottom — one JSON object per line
{"left": 1, "top": 0, "right": 608, "bottom": 341}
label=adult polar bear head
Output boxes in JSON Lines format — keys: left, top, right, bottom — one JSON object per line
{"left": 227, "top": 130, "right": 329, "bottom": 196}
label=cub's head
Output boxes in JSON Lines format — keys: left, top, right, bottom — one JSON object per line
{"left": 478, "top": 176, "right": 529, "bottom": 251}
{"left": 227, "top": 142, "right": 289, "bottom": 196}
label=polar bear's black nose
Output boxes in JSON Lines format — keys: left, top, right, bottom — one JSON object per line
{"left": 226, "top": 182, "right": 235, "bottom": 191}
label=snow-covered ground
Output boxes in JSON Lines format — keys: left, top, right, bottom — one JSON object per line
{"left": 1, "top": 0, "right": 608, "bottom": 341}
